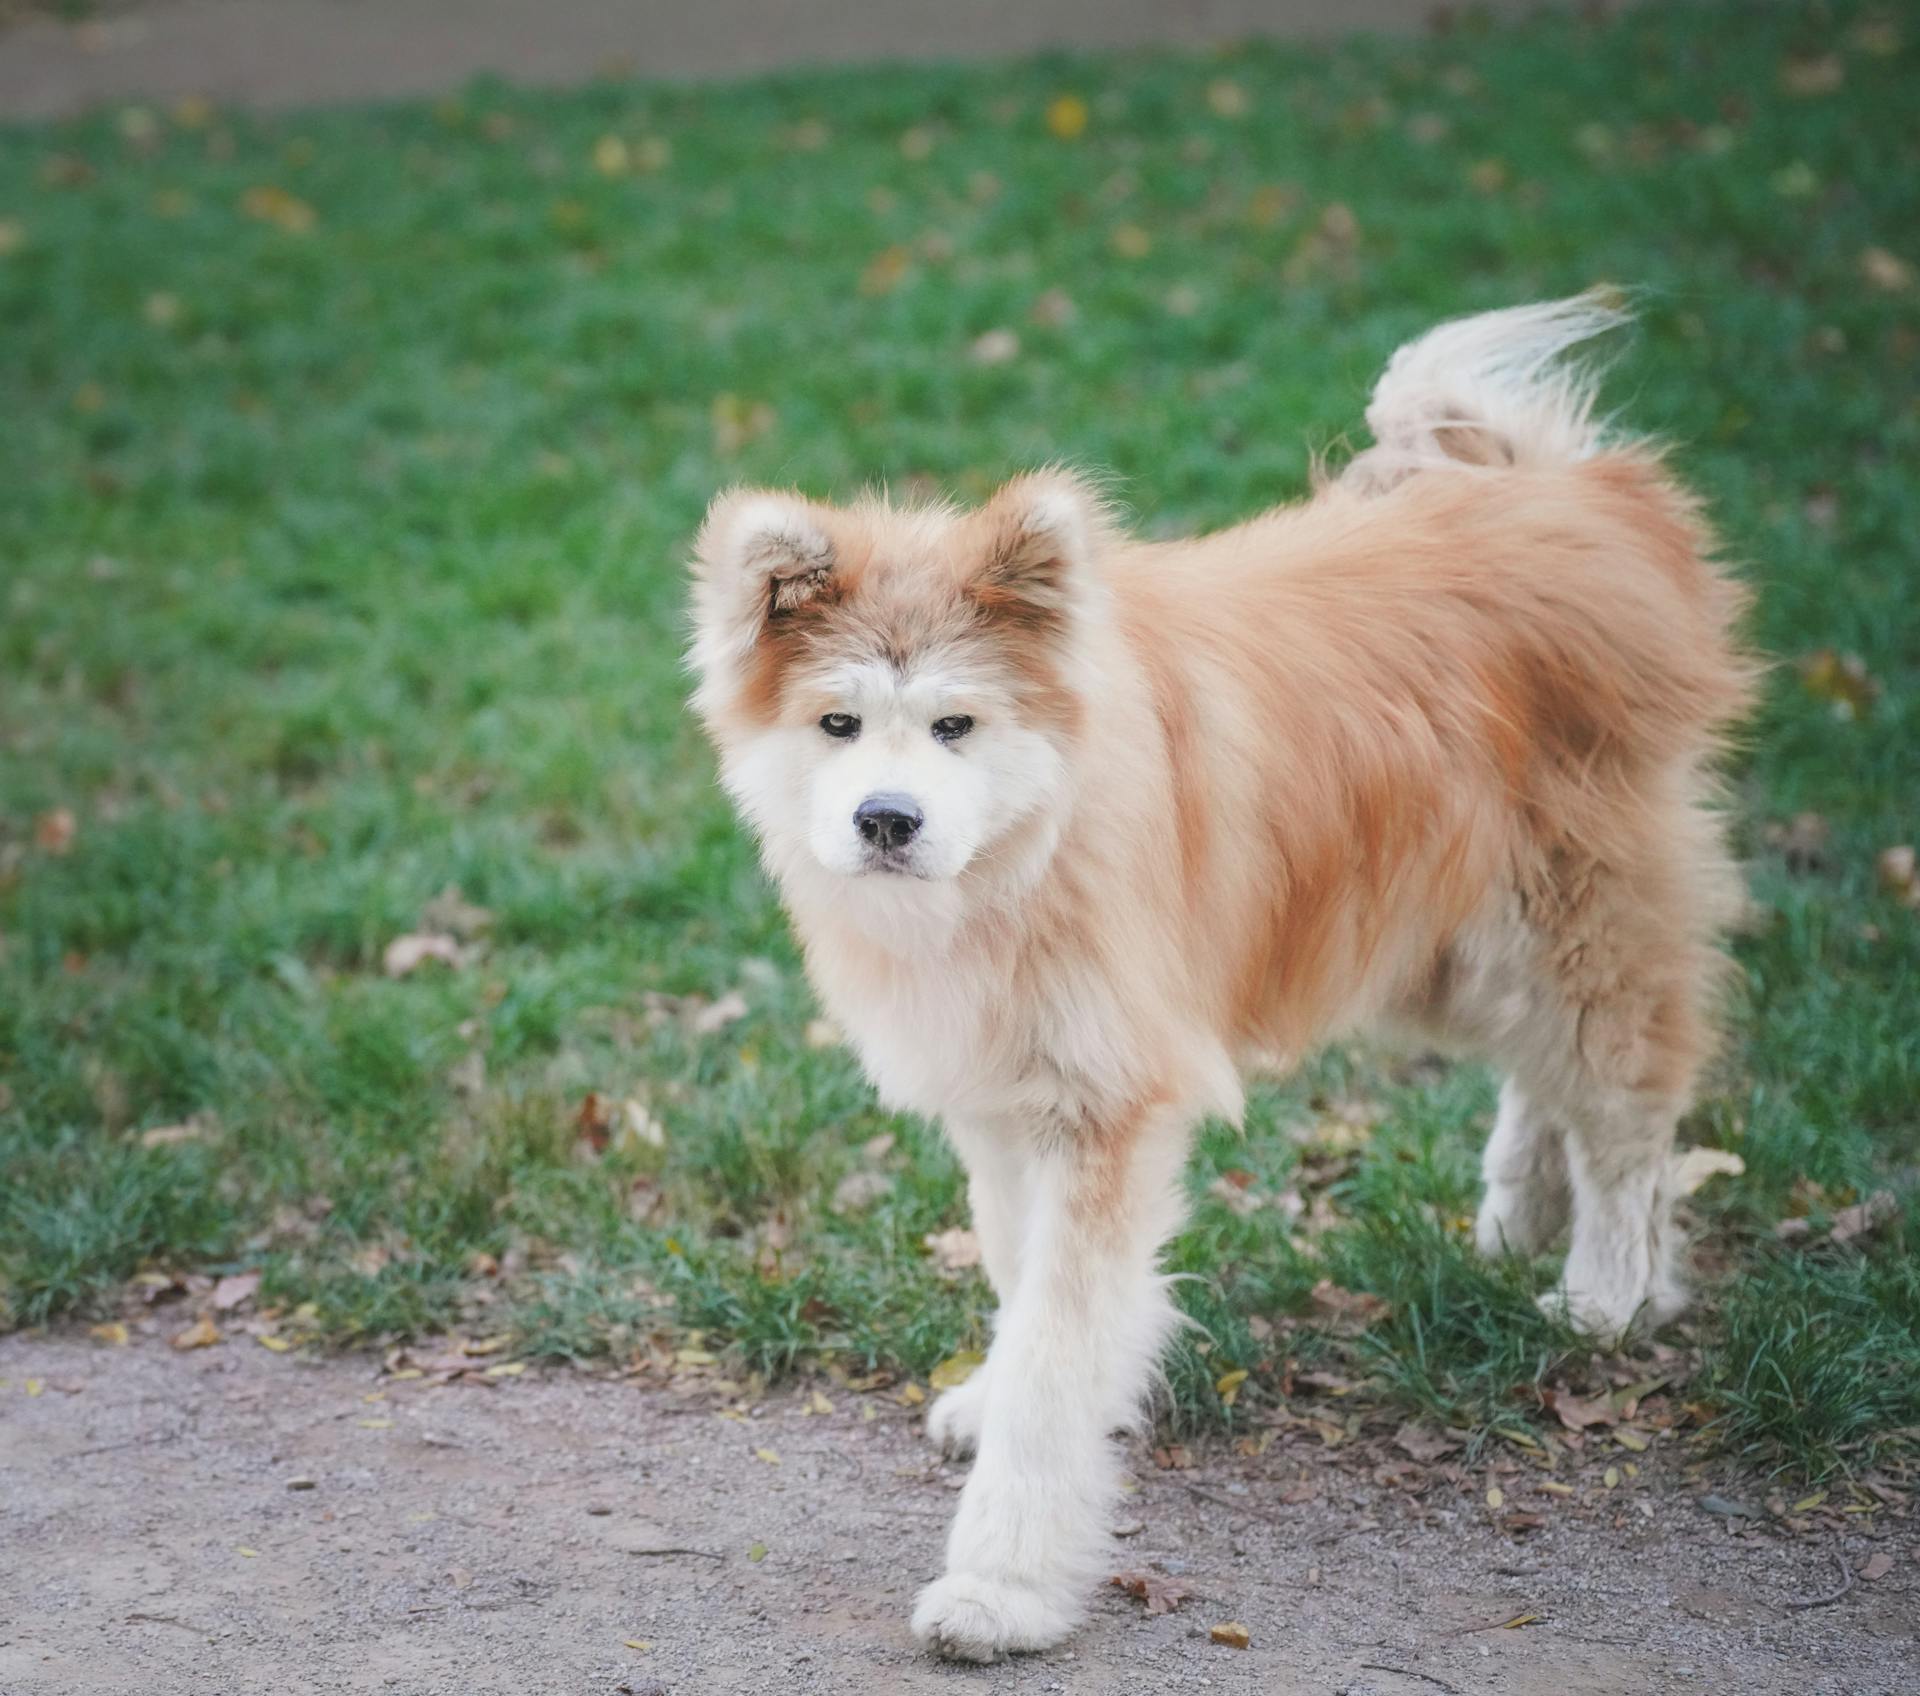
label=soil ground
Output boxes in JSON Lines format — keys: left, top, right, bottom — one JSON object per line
{"left": 3, "top": 1332, "right": 1913, "bottom": 1695}
{"left": 0, "top": 0, "right": 1544, "bottom": 120}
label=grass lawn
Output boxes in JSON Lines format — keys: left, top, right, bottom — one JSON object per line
{"left": 2, "top": 1, "right": 1916, "bottom": 1480}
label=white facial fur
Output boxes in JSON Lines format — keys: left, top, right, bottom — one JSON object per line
{"left": 718, "top": 652, "right": 1067, "bottom": 893}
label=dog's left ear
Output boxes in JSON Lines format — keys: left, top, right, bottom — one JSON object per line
{"left": 689, "top": 488, "right": 839, "bottom": 668}
{"left": 965, "top": 471, "right": 1103, "bottom": 628}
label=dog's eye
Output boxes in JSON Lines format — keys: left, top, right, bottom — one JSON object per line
{"left": 819, "top": 713, "right": 860, "bottom": 739}
{"left": 932, "top": 715, "right": 974, "bottom": 743}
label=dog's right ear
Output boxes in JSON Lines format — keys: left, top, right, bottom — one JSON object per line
{"left": 689, "top": 490, "right": 840, "bottom": 671}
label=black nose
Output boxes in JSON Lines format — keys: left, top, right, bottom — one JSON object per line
{"left": 854, "top": 794, "right": 923, "bottom": 852}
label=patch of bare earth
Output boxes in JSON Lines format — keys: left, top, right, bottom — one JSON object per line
{"left": 1, "top": 1333, "right": 1913, "bottom": 1695}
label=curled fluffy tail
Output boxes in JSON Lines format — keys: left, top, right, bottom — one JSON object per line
{"left": 1342, "top": 290, "right": 1631, "bottom": 493}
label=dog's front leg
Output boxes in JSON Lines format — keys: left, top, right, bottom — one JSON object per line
{"left": 926, "top": 1119, "right": 1029, "bottom": 1458}
{"left": 912, "top": 1103, "right": 1190, "bottom": 1661}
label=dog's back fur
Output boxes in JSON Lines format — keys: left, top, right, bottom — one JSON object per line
{"left": 688, "top": 293, "right": 1758, "bottom": 1660}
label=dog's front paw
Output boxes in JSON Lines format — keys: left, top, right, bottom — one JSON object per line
{"left": 925, "top": 1368, "right": 991, "bottom": 1458}
{"left": 911, "top": 1571, "right": 1078, "bottom": 1662}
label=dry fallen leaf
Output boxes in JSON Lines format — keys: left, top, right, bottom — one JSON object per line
{"left": 969, "top": 328, "right": 1020, "bottom": 366}
{"left": 88, "top": 1321, "right": 129, "bottom": 1347}
{"left": 1394, "top": 1423, "right": 1463, "bottom": 1464}
{"left": 239, "top": 184, "right": 317, "bottom": 234}
{"left": 1046, "top": 94, "right": 1089, "bottom": 140}
{"left": 690, "top": 990, "right": 749, "bottom": 1037}
{"left": 382, "top": 932, "right": 464, "bottom": 977}
{"left": 171, "top": 1314, "right": 220, "bottom": 1351}
{"left": 1831, "top": 1190, "right": 1898, "bottom": 1245}
{"left": 1859, "top": 1551, "right": 1893, "bottom": 1582}
{"left": 34, "top": 807, "right": 77, "bottom": 854}
{"left": 1860, "top": 247, "right": 1914, "bottom": 294}
{"left": 1668, "top": 1148, "right": 1746, "bottom": 1197}
{"left": 1209, "top": 1621, "right": 1251, "bottom": 1648}
{"left": 1110, "top": 1570, "right": 1194, "bottom": 1616}
{"left": 803, "top": 1017, "right": 843, "bottom": 1049}
{"left": 212, "top": 1270, "right": 261, "bottom": 1312}
{"left": 923, "top": 1227, "right": 981, "bottom": 1274}
{"left": 1877, "top": 845, "right": 1918, "bottom": 908}
{"left": 1309, "top": 1279, "right": 1390, "bottom": 1336}
{"left": 831, "top": 1170, "right": 894, "bottom": 1214}
{"left": 1798, "top": 650, "right": 1878, "bottom": 719}
{"left": 1545, "top": 1387, "right": 1619, "bottom": 1431}
{"left": 929, "top": 1351, "right": 985, "bottom": 1391}
{"left": 1780, "top": 53, "right": 1844, "bottom": 96}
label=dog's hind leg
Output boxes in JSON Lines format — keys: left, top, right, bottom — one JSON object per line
{"left": 913, "top": 1101, "right": 1190, "bottom": 1661}
{"left": 1474, "top": 1080, "right": 1570, "bottom": 1257}
{"left": 927, "top": 1120, "right": 1030, "bottom": 1458}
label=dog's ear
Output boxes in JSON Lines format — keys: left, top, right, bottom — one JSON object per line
{"left": 965, "top": 470, "right": 1102, "bottom": 628}
{"left": 690, "top": 489, "right": 839, "bottom": 667}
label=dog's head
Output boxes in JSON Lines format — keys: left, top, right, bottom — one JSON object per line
{"left": 687, "top": 471, "right": 1104, "bottom": 898}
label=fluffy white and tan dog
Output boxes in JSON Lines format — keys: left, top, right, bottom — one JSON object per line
{"left": 686, "top": 295, "right": 1755, "bottom": 1660}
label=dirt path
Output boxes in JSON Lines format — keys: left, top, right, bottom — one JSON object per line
{"left": 0, "top": 0, "right": 1555, "bottom": 121}
{"left": 2, "top": 1333, "right": 1912, "bottom": 1695}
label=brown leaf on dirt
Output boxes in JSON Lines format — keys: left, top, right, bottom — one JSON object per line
{"left": 1859, "top": 1552, "right": 1893, "bottom": 1582}
{"left": 1309, "top": 1279, "right": 1389, "bottom": 1336}
{"left": 1209, "top": 1621, "right": 1251, "bottom": 1648}
{"left": 34, "top": 808, "right": 77, "bottom": 854}
{"left": 211, "top": 1271, "right": 261, "bottom": 1312}
{"left": 1831, "top": 1190, "right": 1897, "bottom": 1245}
{"left": 1151, "top": 1444, "right": 1196, "bottom": 1471}
{"left": 1393, "top": 1423, "right": 1463, "bottom": 1463}
{"left": 171, "top": 1314, "right": 220, "bottom": 1350}
{"left": 382, "top": 932, "right": 464, "bottom": 977}
{"left": 1110, "top": 1569, "right": 1195, "bottom": 1616}
{"left": 1543, "top": 1387, "right": 1621, "bottom": 1430}
{"left": 88, "top": 1321, "right": 129, "bottom": 1346}
{"left": 923, "top": 1227, "right": 981, "bottom": 1274}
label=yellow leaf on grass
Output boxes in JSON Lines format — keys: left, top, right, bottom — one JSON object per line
{"left": 929, "top": 1351, "right": 985, "bottom": 1391}
{"left": 1045, "top": 94, "right": 1089, "bottom": 140}
{"left": 1792, "top": 1491, "right": 1829, "bottom": 1514}
{"left": 1214, "top": 1368, "right": 1249, "bottom": 1406}
{"left": 239, "top": 184, "right": 317, "bottom": 234}
{"left": 1110, "top": 224, "right": 1151, "bottom": 260}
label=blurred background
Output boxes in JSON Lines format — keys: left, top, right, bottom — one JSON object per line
{"left": 1, "top": 0, "right": 1915, "bottom": 1483}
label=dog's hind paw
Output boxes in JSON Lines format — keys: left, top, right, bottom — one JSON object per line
{"left": 925, "top": 1369, "right": 991, "bottom": 1458}
{"left": 911, "top": 1572, "right": 1077, "bottom": 1661}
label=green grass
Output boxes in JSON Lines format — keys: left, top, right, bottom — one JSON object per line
{"left": 2, "top": 2, "right": 1916, "bottom": 1480}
